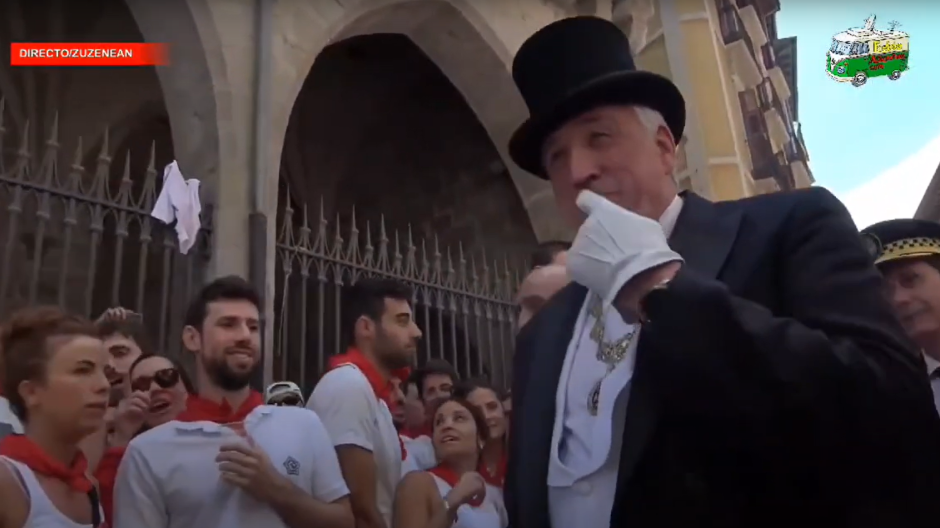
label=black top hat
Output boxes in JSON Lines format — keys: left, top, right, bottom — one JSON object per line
{"left": 508, "top": 16, "right": 686, "bottom": 178}
{"left": 860, "top": 218, "right": 940, "bottom": 266}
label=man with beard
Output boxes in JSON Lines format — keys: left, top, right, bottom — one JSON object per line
{"left": 308, "top": 278, "right": 422, "bottom": 528}
{"left": 114, "top": 276, "right": 353, "bottom": 528}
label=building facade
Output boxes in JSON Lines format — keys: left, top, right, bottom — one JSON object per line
{"left": 916, "top": 162, "right": 940, "bottom": 221}
{"left": 617, "top": 0, "right": 812, "bottom": 199}
{"left": 0, "top": 0, "right": 811, "bottom": 390}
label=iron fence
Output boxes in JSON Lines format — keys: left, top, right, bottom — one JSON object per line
{"left": 0, "top": 98, "right": 213, "bottom": 358}
{"left": 274, "top": 184, "right": 523, "bottom": 394}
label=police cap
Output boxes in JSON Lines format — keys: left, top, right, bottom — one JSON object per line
{"left": 860, "top": 218, "right": 940, "bottom": 266}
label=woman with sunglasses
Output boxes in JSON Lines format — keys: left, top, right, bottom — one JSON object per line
{"left": 453, "top": 380, "right": 508, "bottom": 489}
{"left": 95, "top": 353, "right": 193, "bottom": 525}
{"left": 120, "top": 353, "right": 193, "bottom": 436}
{"left": 0, "top": 306, "right": 109, "bottom": 528}
{"left": 393, "top": 397, "right": 507, "bottom": 528}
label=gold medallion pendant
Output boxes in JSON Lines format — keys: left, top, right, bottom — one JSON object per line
{"left": 587, "top": 379, "right": 603, "bottom": 416}
{"left": 586, "top": 295, "right": 637, "bottom": 416}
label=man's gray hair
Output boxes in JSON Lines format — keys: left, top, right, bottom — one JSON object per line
{"left": 633, "top": 106, "right": 670, "bottom": 139}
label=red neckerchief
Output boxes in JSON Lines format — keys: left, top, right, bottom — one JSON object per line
{"left": 429, "top": 464, "right": 484, "bottom": 507}
{"left": 96, "top": 447, "right": 125, "bottom": 526}
{"left": 327, "top": 348, "right": 410, "bottom": 401}
{"left": 328, "top": 348, "right": 410, "bottom": 460}
{"left": 479, "top": 451, "right": 507, "bottom": 488}
{"left": 176, "top": 391, "right": 264, "bottom": 423}
{"left": 0, "top": 434, "right": 93, "bottom": 493}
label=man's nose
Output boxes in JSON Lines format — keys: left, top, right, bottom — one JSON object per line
{"left": 890, "top": 286, "right": 914, "bottom": 308}
{"left": 233, "top": 322, "right": 253, "bottom": 340}
{"left": 567, "top": 147, "right": 599, "bottom": 189}
{"left": 93, "top": 370, "right": 111, "bottom": 394}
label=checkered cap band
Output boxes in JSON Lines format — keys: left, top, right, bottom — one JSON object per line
{"left": 876, "top": 236, "right": 940, "bottom": 264}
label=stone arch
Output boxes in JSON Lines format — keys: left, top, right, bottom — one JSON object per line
{"left": 121, "top": 0, "right": 225, "bottom": 199}
{"left": 0, "top": 0, "right": 219, "bottom": 345}
{"left": 0, "top": 0, "right": 176, "bottom": 319}
{"left": 273, "top": 1, "right": 562, "bottom": 386}
{"left": 269, "top": 0, "right": 568, "bottom": 242}
{"left": 282, "top": 33, "right": 536, "bottom": 257}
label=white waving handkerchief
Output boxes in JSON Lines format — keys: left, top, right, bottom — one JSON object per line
{"left": 151, "top": 161, "right": 202, "bottom": 255}
{"left": 567, "top": 190, "right": 682, "bottom": 307}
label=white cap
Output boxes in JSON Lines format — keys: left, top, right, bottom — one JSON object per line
{"left": 264, "top": 381, "right": 304, "bottom": 405}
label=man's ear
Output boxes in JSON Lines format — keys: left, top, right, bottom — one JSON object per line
{"left": 654, "top": 126, "right": 678, "bottom": 177}
{"left": 181, "top": 325, "right": 201, "bottom": 354}
{"left": 354, "top": 315, "right": 375, "bottom": 341}
{"left": 18, "top": 379, "right": 39, "bottom": 414}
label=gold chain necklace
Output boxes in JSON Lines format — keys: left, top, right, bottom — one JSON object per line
{"left": 586, "top": 295, "right": 637, "bottom": 416}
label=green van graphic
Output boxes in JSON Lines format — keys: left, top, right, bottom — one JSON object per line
{"left": 826, "top": 15, "right": 909, "bottom": 87}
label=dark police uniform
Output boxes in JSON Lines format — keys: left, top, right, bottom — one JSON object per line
{"left": 862, "top": 218, "right": 940, "bottom": 414}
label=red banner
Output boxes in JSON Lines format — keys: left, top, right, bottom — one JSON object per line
{"left": 10, "top": 43, "right": 168, "bottom": 67}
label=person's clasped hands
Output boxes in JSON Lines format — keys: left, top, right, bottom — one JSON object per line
{"left": 566, "top": 190, "right": 683, "bottom": 320}
{"left": 216, "top": 434, "right": 286, "bottom": 503}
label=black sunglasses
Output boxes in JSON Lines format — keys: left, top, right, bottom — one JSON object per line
{"left": 131, "top": 367, "right": 180, "bottom": 393}
{"left": 269, "top": 394, "right": 303, "bottom": 407}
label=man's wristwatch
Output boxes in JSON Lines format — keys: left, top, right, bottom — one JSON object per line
{"left": 638, "top": 278, "right": 672, "bottom": 324}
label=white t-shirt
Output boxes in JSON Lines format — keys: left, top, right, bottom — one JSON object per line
{"left": 0, "top": 397, "right": 23, "bottom": 438}
{"left": 113, "top": 405, "right": 349, "bottom": 528}
{"left": 402, "top": 434, "right": 437, "bottom": 472}
{"left": 307, "top": 365, "right": 402, "bottom": 526}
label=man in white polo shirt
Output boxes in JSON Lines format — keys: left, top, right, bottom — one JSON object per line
{"left": 114, "top": 276, "right": 353, "bottom": 528}
{"left": 308, "top": 278, "right": 422, "bottom": 528}
{"left": 0, "top": 391, "right": 22, "bottom": 440}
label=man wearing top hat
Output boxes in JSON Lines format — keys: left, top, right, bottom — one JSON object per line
{"left": 862, "top": 218, "right": 940, "bottom": 415}
{"left": 505, "top": 15, "right": 940, "bottom": 528}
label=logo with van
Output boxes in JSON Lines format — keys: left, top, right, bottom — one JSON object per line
{"left": 826, "top": 15, "right": 909, "bottom": 87}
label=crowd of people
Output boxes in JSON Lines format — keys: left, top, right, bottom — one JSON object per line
{"left": 0, "top": 274, "right": 511, "bottom": 528}
{"left": 5, "top": 13, "right": 940, "bottom": 528}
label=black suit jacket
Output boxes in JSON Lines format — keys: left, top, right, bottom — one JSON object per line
{"left": 506, "top": 188, "right": 940, "bottom": 528}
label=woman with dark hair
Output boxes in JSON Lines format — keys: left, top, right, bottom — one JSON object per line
{"left": 96, "top": 353, "right": 193, "bottom": 524}
{"left": 453, "top": 380, "right": 508, "bottom": 488}
{"left": 392, "top": 397, "right": 507, "bottom": 528}
{"left": 0, "top": 306, "right": 110, "bottom": 527}
{"left": 119, "top": 353, "right": 193, "bottom": 438}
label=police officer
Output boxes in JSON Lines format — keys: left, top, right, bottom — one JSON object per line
{"left": 862, "top": 218, "right": 940, "bottom": 414}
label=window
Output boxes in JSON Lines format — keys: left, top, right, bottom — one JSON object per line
{"left": 761, "top": 44, "right": 775, "bottom": 69}
{"left": 746, "top": 115, "right": 763, "bottom": 136}
{"left": 764, "top": 14, "right": 778, "bottom": 40}
{"left": 739, "top": 89, "right": 759, "bottom": 113}
{"left": 830, "top": 39, "right": 855, "bottom": 56}
{"left": 758, "top": 80, "right": 774, "bottom": 109}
